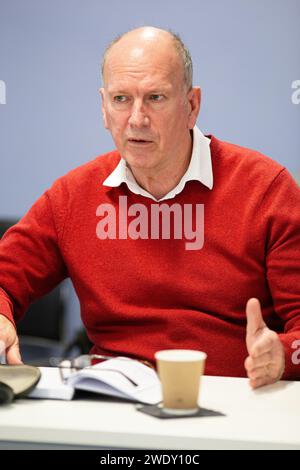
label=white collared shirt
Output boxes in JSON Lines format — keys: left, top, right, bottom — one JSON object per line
{"left": 103, "top": 126, "right": 213, "bottom": 201}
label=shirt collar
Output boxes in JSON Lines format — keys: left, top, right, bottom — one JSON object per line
{"left": 102, "top": 125, "right": 213, "bottom": 201}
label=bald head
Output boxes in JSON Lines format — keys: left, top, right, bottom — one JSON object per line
{"left": 101, "top": 27, "right": 193, "bottom": 90}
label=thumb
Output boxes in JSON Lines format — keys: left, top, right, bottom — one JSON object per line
{"left": 246, "top": 297, "right": 266, "bottom": 338}
{"left": 6, "top": 340, "right": 23, "bottom": 365}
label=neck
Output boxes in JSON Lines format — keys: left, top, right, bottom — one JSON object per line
{"left": 129, "top": 133, "right": 193, "bottom": 201}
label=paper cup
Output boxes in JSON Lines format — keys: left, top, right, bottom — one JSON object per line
{"left": 155, "top": 349, "right": 207, "bottom": 415}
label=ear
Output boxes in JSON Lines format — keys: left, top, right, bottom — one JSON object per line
{"left": 99, "top": 87, "right": 109, "bottom": 129}
{"left": 187, "top": 87, "right": 201, "bottom": 129}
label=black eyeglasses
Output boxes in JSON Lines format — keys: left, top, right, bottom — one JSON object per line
{"left": 50, "top": 354, "right": 154, "bottom": 387}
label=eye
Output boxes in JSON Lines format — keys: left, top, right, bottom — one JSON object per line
{"left": 149, "top": 94, "right": 164, "bottom": 102}
{"left": 113, "top": 95, "right": 127, "bottom": 103}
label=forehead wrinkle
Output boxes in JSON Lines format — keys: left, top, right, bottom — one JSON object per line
{"left": 107, "top": 84, "right": 173, "bottom": 97}
{"left": 106, "top": 59, "right": 177, "bottom": 77}
{"left": 107, "top": 76, "right": 174, "bottom": 95}
{"left": 105, "top": 63, "right": 179, "bottom": 94}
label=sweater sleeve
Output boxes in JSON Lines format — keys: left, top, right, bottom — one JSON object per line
{"left": 260, "top": 169, "right": 300, "bottom": 380}
{"left": 0, "top": 178, "right": 69, "bottom": 327}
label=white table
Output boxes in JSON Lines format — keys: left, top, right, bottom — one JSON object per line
{"left": 0, "top": 376, "right": 299, "bottom": 450}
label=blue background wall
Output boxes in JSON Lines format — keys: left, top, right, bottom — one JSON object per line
{"left": 0, "top": 0, "right": 299, "bottom": 340}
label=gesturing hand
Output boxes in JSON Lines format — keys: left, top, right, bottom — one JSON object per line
{"left": 244, "top": 298, "right": 285, "bottom": 389}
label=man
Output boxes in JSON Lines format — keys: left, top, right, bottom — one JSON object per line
{"left": 0, "top": 27, "right": 299, "bottom": 389}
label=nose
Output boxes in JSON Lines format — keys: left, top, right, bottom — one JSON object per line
{"left": 128, "top": 100, "right": 150, "bottom": 128}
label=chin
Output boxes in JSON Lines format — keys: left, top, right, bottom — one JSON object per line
{"left": 124, "top": 152, "right": 157, "bottom": 170}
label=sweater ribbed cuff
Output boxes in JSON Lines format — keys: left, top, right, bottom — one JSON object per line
{"left": 278, "top": 333, "right": 300, "bottom": 381}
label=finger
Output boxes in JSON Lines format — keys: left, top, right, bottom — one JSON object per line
{"left": 250, "top": 374, "right": 274, "bottom": 389}
{"left": 247, "top": 365, "right": 268, "bottom": 381}
{"left": 0, "top": 339, "right": 6, "bottom": 364}
{"left": 250, "top": 331, "right": 277, "bottom": 358}
{"left": 245, "top": 352, "right": 272, "bottom": 372}
{"left": 6, "top": 342, "right": 23, "bottom": 365}
{"left": 246, "top": 298, "right": 266, "bottom": 337}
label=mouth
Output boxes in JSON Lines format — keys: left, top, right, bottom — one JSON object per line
{"left": 127, "top": 138, "right": 153, "bottom": 146}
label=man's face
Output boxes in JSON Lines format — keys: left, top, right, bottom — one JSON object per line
{"left": 100, "top": 36, "right": 200, "bottom": 173}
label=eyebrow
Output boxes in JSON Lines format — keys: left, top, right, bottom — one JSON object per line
{"left": 107, "top": 85, "right": 173, "bottom": 95}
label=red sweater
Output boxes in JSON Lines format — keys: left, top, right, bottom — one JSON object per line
{"left": 1, "top": 136, "right": 300, "bottom": 379}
